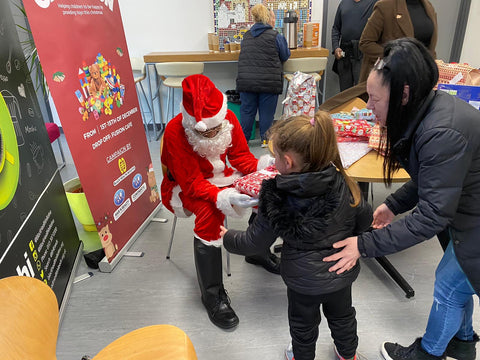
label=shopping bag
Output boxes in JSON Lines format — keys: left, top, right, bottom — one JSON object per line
{"left": 282, "top": 71, "right": 316, "bottom": 119}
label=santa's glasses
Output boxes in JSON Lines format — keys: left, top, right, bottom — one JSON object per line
{"left": 195, "top": 123, "right": 223, "bottom": 138}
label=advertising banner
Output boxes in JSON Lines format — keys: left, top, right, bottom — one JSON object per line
{"left": 0, "top": 1, "right": 81, "bottom": 306}
{"left": 23, "top": 0, "right": 161, "bottom": 265}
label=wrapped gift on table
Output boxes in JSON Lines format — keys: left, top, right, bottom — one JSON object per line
{"left": 233, "top": 165, "right": 279, "bottom": 198}
{"left": 331, "top": 111, "right": 372, "bottom": 142}
{"left": 368, "top": 123, "right": 386, "bottom": 155}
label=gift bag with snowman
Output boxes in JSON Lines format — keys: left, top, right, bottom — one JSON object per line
{"left": 282, "top": 71, "right": 316, "bottom": 119}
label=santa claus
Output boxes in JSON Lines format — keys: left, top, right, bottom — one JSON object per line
{"left": 161, "top": 74, "right": 278, "bottom": 330}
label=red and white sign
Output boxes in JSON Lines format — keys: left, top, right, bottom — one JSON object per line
{"left": 23, "top": 0, "right": 160, "bottom": 263}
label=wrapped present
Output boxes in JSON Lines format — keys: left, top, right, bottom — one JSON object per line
{"left": 435, "top": 60, "right": 480, "bottom": 89}
{"left": 368, "top": 123, "right": 387, "bottom": 155}
{"left": 353, "top": 108, "right": 375, "bottom": 121}
{"left": 233, "top": 165, "right": 279, "bottom": 198}
{"left": 331, "top": 112, "right": 372, "bottom": 142}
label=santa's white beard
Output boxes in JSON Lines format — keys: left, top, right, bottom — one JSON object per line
{"left": 185, "top": 121, "right": 233, "bottom": 158}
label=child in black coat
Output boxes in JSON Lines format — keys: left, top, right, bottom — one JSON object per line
{"left": 221, "top": 111, "right": 373, "bottom": 360}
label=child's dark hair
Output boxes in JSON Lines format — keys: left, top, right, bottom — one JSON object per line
{"left": 268, "top": 111, "right": 361, "bottom": 206}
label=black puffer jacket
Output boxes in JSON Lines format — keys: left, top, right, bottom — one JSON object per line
{"left": 236, "top": 28, "right": 283, "bottom": 94}
{"left": 357, "top": 91, "right": 480, "bottom": 295}
{"left": 223, "top": 165, "right": 373, "bottom": 295}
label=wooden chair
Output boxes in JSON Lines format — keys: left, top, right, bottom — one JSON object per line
{"left": 0, "top": 276, "right": 197, "bottom": 360}
{"left": 91, "top": 324, "right": 197, "bottom": 360}
{"left": 0, "top": 276, "right": 59, "bottom": 360}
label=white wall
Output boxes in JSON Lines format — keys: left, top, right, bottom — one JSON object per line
{"left": 460, "top": 0, "right": 480, "bottom": 68}
{"left": 118, "top": 0, "right": 324, "bottom": 120}
{"left": 119, "top": 0, "right": 323, "bottom": 57}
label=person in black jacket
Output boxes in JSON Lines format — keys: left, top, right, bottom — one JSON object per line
{"left": 332, "top": 0, "right": 377, "bottom": 91}
{"left": 221, "top": 111, "right": 373, "bottom": 360}
{"left": 236, "top": 3, "right": 290, "bottom": 146}
{"left": 325, "top": 38, "right": 480, "bottom": 360}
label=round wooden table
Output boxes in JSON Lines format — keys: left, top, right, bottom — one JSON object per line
{"left": 345, "top": 150, "right": 409, "bottom": 183}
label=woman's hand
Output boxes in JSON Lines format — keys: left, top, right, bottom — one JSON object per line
{"left": 220, "top": 225, "right": 228, "bottom": 237}
{"left": 323, "top": 236, "right": 360, "bottom": 274}
{"left": 372, "top": 203, "right": 394, "bottom": 229}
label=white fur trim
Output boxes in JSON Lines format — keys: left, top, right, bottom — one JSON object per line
{"left": 257, "top": 154, "right": 275, "bottom": 170}
{"left": 207, "top": 171, "right": 242, "bottom": 187}
{"left": 194, "top": 234, "right": 223, "bottom": 247}
{"left": 170, "top": 185, "right": 191, "bottom": 218}
{"left": 216, "top": 188, "right": 248, "bottom": 218}
{"left": 181, "top": 94, "right": 228, "bottom": 131}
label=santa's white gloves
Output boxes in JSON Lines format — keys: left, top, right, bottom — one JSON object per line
{"left": 217, "top": 188, "right": 256, "bottom": 218}
{"left": 257, "top": 154, "right": 275, "bottom": 170}
{"left": 231, "top": 193, "right": 259, "bottom": 207}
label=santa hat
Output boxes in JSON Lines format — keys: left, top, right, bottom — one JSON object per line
{"left": 181, "top": 74, "right": 227, "bottom": 132}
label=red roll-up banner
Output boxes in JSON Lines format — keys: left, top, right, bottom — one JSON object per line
{"left": 23, "top": 0, "right": 161, "bottom": 267}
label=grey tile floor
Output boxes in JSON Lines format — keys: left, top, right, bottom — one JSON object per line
{"left": 54, "top": 132, "right": 479, "bottom": 360}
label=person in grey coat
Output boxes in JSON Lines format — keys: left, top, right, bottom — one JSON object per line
{"left": 325, "top": 38, "right": 480, "bottom": 360}
{"left": 221, "top": 112, "right": 372, "bottom": 360}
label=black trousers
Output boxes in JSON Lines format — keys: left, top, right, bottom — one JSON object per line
{"left": 337, "top": 57, "right": 362, "bottom": 92}
{"left": 287, "top": 285, "right": 358, "bottom": 360}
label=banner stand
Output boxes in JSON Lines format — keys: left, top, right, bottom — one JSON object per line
{"left": 98, "top": 204, "right": 163, "bottom": 272}
{"left": 59, "top": 241, "right": 84, "bottom": 321}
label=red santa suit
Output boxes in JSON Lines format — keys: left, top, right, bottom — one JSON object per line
{"left": 161, "top": 75, "right": 268, "bottom": 244}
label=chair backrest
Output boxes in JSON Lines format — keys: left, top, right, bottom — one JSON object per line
{"left": 283, "top": 57, "right": 328, "bottom": 74}
{"left": 154, "top": 62, "right": 204, "bottom": 78}
{"left": 130, "top": 57, "right": 145, "bottom": 73}
{"left": 0, "top": 276, "right": 59, "bottom": 360}
{"left": 91, "top": 324, "right": 197, "bottom": 360}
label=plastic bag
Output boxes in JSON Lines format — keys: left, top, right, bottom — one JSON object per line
{"left": 282, "top": 71, "right": 316, "bottom": 119}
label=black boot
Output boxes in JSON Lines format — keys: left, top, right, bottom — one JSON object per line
{"left": 194, "top": 237, "right": 239, "bottom": 330}
{"left": 245, "top": 252, "right": 281, "bottom": 274}
{"left": 445, "top": 332, "right": 479, "bottom": 360}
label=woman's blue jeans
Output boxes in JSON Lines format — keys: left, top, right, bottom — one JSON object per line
{"left": 421, "top": 240, "right": 477, "bottom": 356}
{"left": 239, "top": 92, "right": 278, "bottom": 142}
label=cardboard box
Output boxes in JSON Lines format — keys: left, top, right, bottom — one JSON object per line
{"left": 437, "top": 84, "right": 480, "bottom": 110}
{"left": 303, "top": 22, "right": 319, "bottom": 48}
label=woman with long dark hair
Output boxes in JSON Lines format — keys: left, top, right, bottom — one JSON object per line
{"left": 324, "top": 38, "right": 480, "bottom": 360}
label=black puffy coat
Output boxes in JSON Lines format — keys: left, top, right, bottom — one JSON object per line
{"left": 358, "top": 91, "right": 480, "bottom": 295}
{"left": 236, "top": 28, "right": 283, "bottom": 94}
{"left": 223, "top": 165, "right": 373, "bottom": 295}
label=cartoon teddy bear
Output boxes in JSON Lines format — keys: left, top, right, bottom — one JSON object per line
{"left": 88, "top": 63, "right": 106, "bottom": 96}
{"left": 147, "top": 163, "right": 160, "bottom": 203}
